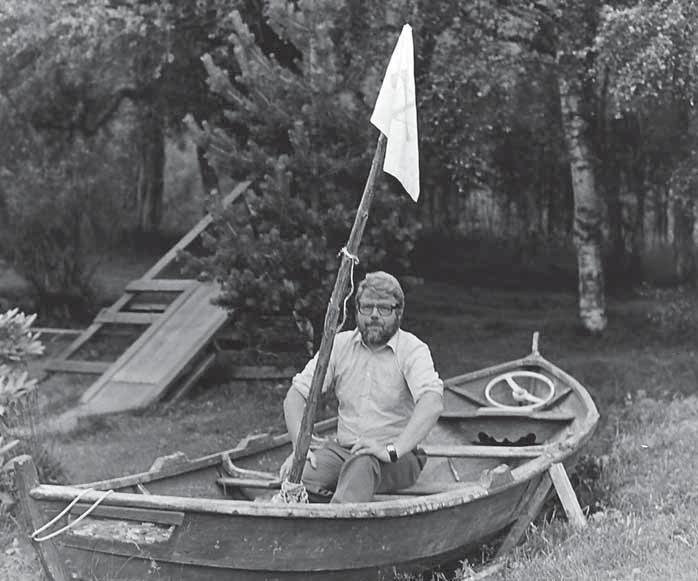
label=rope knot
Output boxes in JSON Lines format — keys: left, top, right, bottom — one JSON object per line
{"left": 338, "top": 246, "right": 359, "bottom": 264}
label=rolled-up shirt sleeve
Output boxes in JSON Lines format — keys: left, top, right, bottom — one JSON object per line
{"left": 403, "top": 342, "right": 443, "bottom": 402}
{"left": 290, "top": 351, "right": 335, "bottom": 399}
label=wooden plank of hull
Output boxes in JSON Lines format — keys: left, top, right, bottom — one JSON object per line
{"left": 440, "top": 409, "right": 576, "bottom": 421}
{"left": 46, "top": 481, "right": 529, "bottom": 578}
{"left": 57, "top": 544, "right": 446, "bottom": 581}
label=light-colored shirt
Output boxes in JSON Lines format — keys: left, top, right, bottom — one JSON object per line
{"left": 291, "top": 328, "right": 443, "bottom": 446}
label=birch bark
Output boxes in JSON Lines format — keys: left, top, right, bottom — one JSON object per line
{"left": 558, "top": 70, "right": 607, "bottom": 332}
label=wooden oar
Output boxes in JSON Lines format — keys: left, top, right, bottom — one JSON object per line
{"left": 287, "top": 134, "right": 387, "bottom": 484}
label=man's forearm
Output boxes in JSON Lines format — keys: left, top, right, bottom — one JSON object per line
{"left": 283, "top": 386, "right": 308, "bottom": 449}
{"left": 393, "top": 391, "right": 444, "bottom": 458}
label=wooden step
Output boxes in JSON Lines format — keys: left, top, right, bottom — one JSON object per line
{"left": 125, "top": 302, "right": 171, "bottom": 313}
{"left": 126, "top": 279, "right": 196, "bottom": 293}
{"left": 44, "top": 360, "right": 111, "bottom": 374}
{"left": 95, "top": 309, "right": 161, "bottom": 325}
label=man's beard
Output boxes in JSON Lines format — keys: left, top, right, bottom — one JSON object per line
{"left": 359, "top": 317, "right": 400, "bottom": 347}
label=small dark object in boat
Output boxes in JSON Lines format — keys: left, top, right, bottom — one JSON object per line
{"left": 476, "top": 432, "right": 537, "bottom": 446}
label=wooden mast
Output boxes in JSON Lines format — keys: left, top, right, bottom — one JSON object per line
{"left": 287, "top": 133, "right": 387, "bottom": 483}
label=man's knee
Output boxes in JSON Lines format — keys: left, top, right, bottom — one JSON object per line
{"left": 300, "top": 446, "right": 345, "bottom": 499}
{"left": 301, "top": 464, "right": 335, "bottom": 501}
{"left": 331, "top": 454, "right": 382, "bottom": 503}
{"left": 339, "top": 454, "right": 380, "bottom": 481}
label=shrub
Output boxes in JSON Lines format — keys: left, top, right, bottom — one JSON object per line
{"left": 0, "top": 108, "right": 139, "bottom": 321}
{"left": 0, "top": 308, "right": 48, "bottom": 514}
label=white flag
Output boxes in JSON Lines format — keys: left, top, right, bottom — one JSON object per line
{"left": 370, "top": 24, "right": 420, "bottom": 202}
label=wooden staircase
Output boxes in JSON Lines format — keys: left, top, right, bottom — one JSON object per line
{"left": 44, "top": 182, "right": 252, "bottom": 416}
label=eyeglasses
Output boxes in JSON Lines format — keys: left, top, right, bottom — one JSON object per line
{"left": 357, "top": 303, "right": 398, "bottom": 316}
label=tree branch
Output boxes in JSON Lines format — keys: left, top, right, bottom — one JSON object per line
{"left": 31, "top": 84, "right": 154, "bottom": 136}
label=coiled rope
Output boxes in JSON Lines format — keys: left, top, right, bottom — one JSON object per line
{"left": 336, "top": 246, "right": 359, "bottom": 331}
{"left": 270, "top": 479, "right": 309, "bottom": 504}
{"left": 31, "top": 488, "right": 114, "bottom": 542}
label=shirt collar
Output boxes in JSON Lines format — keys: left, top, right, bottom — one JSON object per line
{"left": 351, "top": 327, "right": 400, "bottom": 352}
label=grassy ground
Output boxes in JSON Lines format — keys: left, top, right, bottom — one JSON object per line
{"left": 478, "top": 395, "right": 698, "bottom": 581}
{"left": 2, "top": 279, "right": 698, "bottom": 580}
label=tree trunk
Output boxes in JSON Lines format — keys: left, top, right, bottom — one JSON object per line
{"left": 672, "top": 193, "right": 695, "bottom": 282}
{"left": 196, "top": 145, "right": 220, "bottom": 196}
{"left": 136, "top": 105, "right": 165, "bottom": 233}
{"left": 558, "top": 72, "right": 607, "bottom": 333}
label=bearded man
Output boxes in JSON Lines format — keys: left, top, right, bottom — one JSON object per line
{"left": 280, "top": 271, "right": 444, "bottom": 503}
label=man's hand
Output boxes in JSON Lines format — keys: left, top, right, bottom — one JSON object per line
{"left": 279, "top": 450, "right": 317, "bottom": 480}
{"left": 349, "top": 438, "right": 390, "bottom": 462}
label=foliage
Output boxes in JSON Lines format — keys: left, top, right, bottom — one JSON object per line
{"left": 0, "top": 434, "right": 20, "bottom": 515}
{"left": 0, "top": 0, "right": 143, "bottom": 128}
{"left": 0, "top": 309, "right": 43, "bottom": 409}
{"left": 190, "top": 2, "right": 422, "bottom": 344}
{"left": 416, "top": 3, "right": 544, "bottom": 198}
{"left": 592, "top": 0, "right": 698, "bottom": 283}
{"left": 0, "top": 308, "right": 44, "bottom": 514}
{"left": 593, "top": 1, "right": 698, "bottom": 187}
{"left": 0, "top": 102, "right": 139, "bottom": 319}
{"left": 594, "top": 1, "right": 698, "bottom": 115}
{"left": 413, "top": 1, "right": 583, "bottom": 250}
{"left": 0, "top": 0, "right": 236, "bottom": 236}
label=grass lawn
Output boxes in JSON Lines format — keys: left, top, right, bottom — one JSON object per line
{"left": 481, "top": 395, "right": 698, "bottom": 581}
{"left": 2, "top": 279, "right": 698, "bottom": 580}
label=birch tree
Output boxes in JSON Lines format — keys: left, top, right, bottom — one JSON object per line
{"left": 554, "top": 2, "right": 607, "bottom": 332}
{"left": 417, "top": 1, "right": 608, "bottom": 331}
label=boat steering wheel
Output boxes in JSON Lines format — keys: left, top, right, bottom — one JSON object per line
{"left": 484, "top": 371, "right": 555, "bottom": 410}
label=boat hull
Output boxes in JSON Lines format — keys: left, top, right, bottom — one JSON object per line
{"left": 41, "top": 475, "right": 542, "bottom": 580}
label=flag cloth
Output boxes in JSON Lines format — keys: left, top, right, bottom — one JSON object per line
{"left": 370, "top": 23, "right": 420, "bottom": 202}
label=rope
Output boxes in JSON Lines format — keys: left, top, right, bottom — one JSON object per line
{"left": 270, "top": 479, "right": 309, "bottom": 504}
{"left": 336, "top": 247, "right": 359, "bottom": 331}
{"left": 31, "top": 489, "right": 114, "bottom": 542}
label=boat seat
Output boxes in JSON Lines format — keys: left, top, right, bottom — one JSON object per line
{"left": 440, "top": 409, "right": 576, "bottom": 421}
{"left": 216, "top": 475, "right": 488, "bottom": 501}
{"left": 373, "top": 481, "right": 487, "bottom": 500}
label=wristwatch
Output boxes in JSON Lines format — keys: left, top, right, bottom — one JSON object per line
{"left": 386, "top": 443, "right": 398, "bottom": 463}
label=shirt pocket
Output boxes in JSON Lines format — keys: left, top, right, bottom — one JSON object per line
{"left": 369, "top": 356, "right": 409, "bottom": 410}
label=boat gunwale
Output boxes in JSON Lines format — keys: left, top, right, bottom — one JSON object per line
{"left": 30, "top": 353, "right": 599, "bottom": 520}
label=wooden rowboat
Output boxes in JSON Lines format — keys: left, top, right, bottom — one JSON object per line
{"left": 17, "top": 337, "right": 598, "bottom": 580}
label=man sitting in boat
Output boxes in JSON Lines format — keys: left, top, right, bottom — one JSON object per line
{"left": 280, "top": 271, "right": 444, "bottom": 502}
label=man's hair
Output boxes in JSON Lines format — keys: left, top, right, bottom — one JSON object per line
{"left": 355, "top": 271, "right": 405, "bottom": 309}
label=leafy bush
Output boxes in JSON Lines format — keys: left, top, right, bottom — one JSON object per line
{"left": 0, "top": 112, "right": 139, "bottom": 321}
{"left": 0, "top": 309, "right": 46, "bottom": 514}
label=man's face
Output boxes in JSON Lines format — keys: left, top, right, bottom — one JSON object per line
{"left": 356, "top": 289, "right": 401, "bottom": 347}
